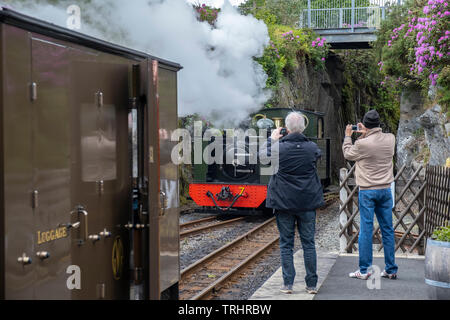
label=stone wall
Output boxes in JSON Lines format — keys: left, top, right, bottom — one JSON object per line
{"left": 271, "top": 53, "right": 352, "bottom": 182}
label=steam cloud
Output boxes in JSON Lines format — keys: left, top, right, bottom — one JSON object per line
{"left": 2, "top": 0, "right": 271, "bottom": 127}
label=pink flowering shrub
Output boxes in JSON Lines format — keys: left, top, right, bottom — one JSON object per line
{"left": 377, "top": 0, "right": 449, "bottom": 103}
{"left": 311, "top": 36, "right": 329, "bottom": 66}
{"left": 193, "top": 3, "right": 220, "bottom": 25}
{"left": 257, "top": 25, "right": 330, "bottom": 89}
{"left": 274, "top": 29, "right": 329, "bottom": 70}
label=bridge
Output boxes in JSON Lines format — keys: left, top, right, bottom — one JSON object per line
{"left": 298, "top": 0, "right": 404, "bottom": 49}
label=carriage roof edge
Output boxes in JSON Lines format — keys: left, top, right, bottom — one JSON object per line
{"left": 251, "top": 107, "right": 325, "bottom": 117}
{"left": 0, "top": 6, "right": 183, "bottom": 71}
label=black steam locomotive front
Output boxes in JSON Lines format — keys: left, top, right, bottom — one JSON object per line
{"left": 189, "top": 108, "right": 331, "bottom": 213}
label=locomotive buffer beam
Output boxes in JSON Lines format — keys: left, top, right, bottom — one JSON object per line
{"left": 206, "top": 186, "right": 247, "bottom": 212}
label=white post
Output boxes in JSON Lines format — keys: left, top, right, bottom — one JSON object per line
{"left": 351, "top": 0, "right": 355, "bottom": 32}
{"left": 308, "top": 0, "right": 311, "bottom": 28}
{"left": 391, "top": 181, "right": 395, "bottom": 208}
{"left": 339, "top": 168, "right": 348, "bottom": 253}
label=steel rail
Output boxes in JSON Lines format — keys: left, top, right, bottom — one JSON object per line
{"left": 180, "top": 217, "right": 246, "bottom": 239}
{"left": 180, "top": 217, "right": 275, "bottom": 278}
{"left": 180, "top": 216, "right": 217, "bottom": 229}
{"left": 191, "top": 236, "right": 279, "bottom": 300}
{"left": 180, "top": 217, "right": 278, "bottom": 300}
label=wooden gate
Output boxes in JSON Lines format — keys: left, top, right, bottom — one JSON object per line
{"left": 339, "top": 163, "right": 427, "bottom": 254}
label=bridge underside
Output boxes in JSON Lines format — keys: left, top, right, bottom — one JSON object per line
{"left": 315, "top": 28, "right": 377, "bottom": 49}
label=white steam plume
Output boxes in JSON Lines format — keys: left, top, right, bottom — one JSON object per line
{"left": 2, "top": 0, "right": 271, "bottom": 127}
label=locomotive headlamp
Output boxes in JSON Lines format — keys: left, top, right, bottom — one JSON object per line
{"left": 256, "top": 117, "right": 274, "bottom": 130}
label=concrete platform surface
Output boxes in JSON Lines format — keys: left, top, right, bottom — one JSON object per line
{"left": 314, "top": 255, "right": 429, "bottom": 300}
{"left": 250, "top": 250, "right": 430, "bottom": 300}
{"left": 250, "top": 251, "right": 338, "bottom": 300}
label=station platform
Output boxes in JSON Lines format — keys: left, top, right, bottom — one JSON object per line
{"left": 250, "top": 250, "right": 430, "bottom": 300}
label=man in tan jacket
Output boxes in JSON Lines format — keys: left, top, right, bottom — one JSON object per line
{"left": 342, "top": 109, "right": 398, "bottom": 280}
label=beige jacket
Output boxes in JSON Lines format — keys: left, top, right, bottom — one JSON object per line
{"left": 342, "top": 128, "right": 395, "bottom": 190}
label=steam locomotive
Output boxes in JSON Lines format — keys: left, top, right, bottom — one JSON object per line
{"left": 189, "top": 108, "right": 331, "bottom": 214}
{"left": 0, "top": 7, "right": 180, "bottom": 299}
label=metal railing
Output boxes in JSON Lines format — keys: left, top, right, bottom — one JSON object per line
{"left": 299, "top": 0, "right": 404, "bottom": 31}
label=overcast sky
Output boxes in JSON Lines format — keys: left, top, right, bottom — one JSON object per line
{"left": 185, "top": 0, "right": 247, "bottom": 8}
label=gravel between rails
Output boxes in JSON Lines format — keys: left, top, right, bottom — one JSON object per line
{"left": 179, "top": 213, "right": 270, "bottom": 270}
{"left": 179, "top": 200, "right": 341, "bottom": 300}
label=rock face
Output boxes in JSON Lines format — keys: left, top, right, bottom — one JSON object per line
{"left": 272, "top": 54, "right": 450, "bottom": 181}
{"left": 396, "top": 84, "right": 427, "bottom": 168}
{"left": 419, "top": 104, "right": 450, "bottom": 166}
{"left": 396, "top": 84, "right": 450, "bottom": 170}
{"left": 273, "top": 53, "right": 347, "bottom": 181}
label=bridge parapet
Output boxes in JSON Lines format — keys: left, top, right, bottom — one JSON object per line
{"left": 299, "top": 0, "right": 403, "bottom": 31}
{"left": 298, "top": 0, "right": 404, "bottom": 48}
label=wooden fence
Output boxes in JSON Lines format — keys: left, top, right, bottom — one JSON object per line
{"left": 338, "top": 163, "right": 448, "bottom": 255}
{"left": 424, "top": 166, "right": 450, "bottom": 240}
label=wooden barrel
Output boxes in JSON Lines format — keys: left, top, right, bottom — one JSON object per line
{"left": 425, "top": 238, "right": 450, "bottom": 300}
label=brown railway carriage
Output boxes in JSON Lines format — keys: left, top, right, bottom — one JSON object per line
{"left": 0, "top": 7, "right": 181, "bottom": 299}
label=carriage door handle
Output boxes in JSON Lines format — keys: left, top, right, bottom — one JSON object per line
{"left": 70, "top": 205, "right": 89, "bottom": 244}
{"left": 159, "top": 191, "right": 167, "bottom": 216}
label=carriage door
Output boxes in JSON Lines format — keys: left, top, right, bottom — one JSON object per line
{"left": 140, "top": 59, "right": 179, "bottom": 299}
{"left": 157, "top": 65, "right": 179, "bottom": 294}
{"left": 30, "top": 36, "right": 72, "bottom": 299}
{"left": 70, "top": 56, "right": 131, "bottom": 299}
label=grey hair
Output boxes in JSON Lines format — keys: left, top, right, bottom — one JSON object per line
{"left": 285, "top": 111, "right": 305, "bottom": 133}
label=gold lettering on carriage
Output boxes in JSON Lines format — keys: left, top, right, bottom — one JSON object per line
{"left": 37, "top": 227, "right": 68, "bottom": 244}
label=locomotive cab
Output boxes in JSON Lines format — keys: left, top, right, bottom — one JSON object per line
{"left": 190, "top": 108, "right": 331, "bottom": 214}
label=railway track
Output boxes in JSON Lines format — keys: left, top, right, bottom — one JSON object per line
{"left": 180, "top": 216, "right": 245, "bottom": 239}
{"left": 179, "top": 217, "right": 279, "bottom": 300}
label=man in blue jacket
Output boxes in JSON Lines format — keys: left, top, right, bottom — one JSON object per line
{"left": 261, "top": 111, "right": 324, "bottom": 294}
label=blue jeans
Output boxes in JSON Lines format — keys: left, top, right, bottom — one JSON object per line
{"left": 275, "top": 210, "right": 318, "bottom": 287}
{"left": 358, "top": 188, "right": 398, "bottom": 274}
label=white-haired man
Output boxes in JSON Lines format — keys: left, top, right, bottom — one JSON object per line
{"left": 261, "top": 111, "right": 324, "bottom": 294}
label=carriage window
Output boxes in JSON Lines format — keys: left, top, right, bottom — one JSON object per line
{"left": 80, "top": 102, "right": 117, "bottom": 182}
{"left": 318, "top": 118, "right": 324, "bottom": 138}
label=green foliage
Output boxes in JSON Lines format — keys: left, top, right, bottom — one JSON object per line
{"left": 338, "top": 49, "right": 401, "bottom": 134}
{"left": 253, "top": 8, "right": 278, "bottom": 26}
{"left": 374, "top": 3, "right": 413, "bottom": 78}
{"left": 193, "top": 3, "right": 220, "bottom": 25}
{"left": 432, "top": 223, "right": 450, "bottom": 242}
{"left": 263, "top": 0, "right": 306, "bottom": 26}
{"left": 240, "top": 1, "right": 330, "bottom": 94}
{"left": 240, "top": 0, "right": 305, "bottom": 26}
{"left": 255, "top": 44, "right": 286, "bottom": 89}
{"left": 437, "top": 65, "right": 450, "bottom": 113}
{"left": 255, "top": 26, "right": 329, "bottom": 91}
{"left": 375, "top": 0, "right": 450, "bottom": 113}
